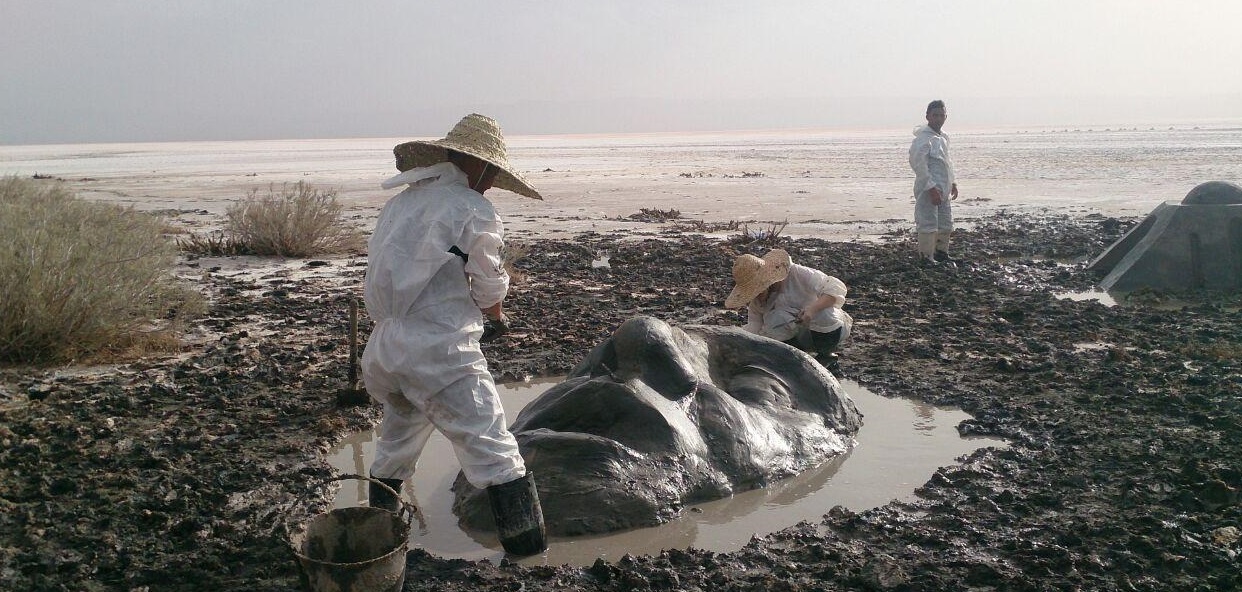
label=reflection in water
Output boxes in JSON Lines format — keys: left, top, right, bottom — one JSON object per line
{"left": 343, "top": 436, "right": 368, "bottom": 503}
{"left": 327, "top": 378, "right": 1007, "bottom": 567}
{"left": 911, "top": 400, "right": 936, "bottom": 433}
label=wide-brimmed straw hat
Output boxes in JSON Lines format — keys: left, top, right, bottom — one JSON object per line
{"left": 393, "top": 113, "right": 543, "bottom": 200}
{"left": 724, "top": 249, "right": 792, "bottom": 308}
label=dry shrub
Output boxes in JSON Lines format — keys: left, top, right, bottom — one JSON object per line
{"left": 219, "top": 182, "right": 365, "bottom": 257}
{"left": 501, "top": 242, "right": 531, "bottom": 285}
{"left": 726, "top": 221, "right": 789, "bottom": 247}
{"left": 628, "top": 208, "right": 682, "bottom": 222}
{"left": 0, "top": 176, "right": 204, "bottom": 365}
{"left": 672, "top": 219, "right": 744, "bottom": 233}
{"left": 177, "top": 230, "right": 252, "bottom": 256}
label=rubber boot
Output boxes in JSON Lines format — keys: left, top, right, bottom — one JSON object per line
{"left": 934, "top": 232, "right": 953, "bottom": 262}
{"left": 486, "top": 473, "right": 547, "bottom": 556}
{"left": 368, "top": 476, "right": 404, "bottom": 513}
{"left": 916, "top": 232, "right": 938, "bottom": 263}
{"left": 822, "top": 353, "right": 843, "bottom": 378}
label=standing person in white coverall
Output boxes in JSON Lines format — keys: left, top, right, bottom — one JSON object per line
{"left": 361, "top": 113, "right": 547, "bottom": 556}
{"left": 909, "top": 99, "right": 959, "bottom": 263}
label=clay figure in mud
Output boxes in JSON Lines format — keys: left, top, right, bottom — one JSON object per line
{"left": 724, "top": 249, "right": 853, "bottom": 376}
{"left": 361, "top": 114, "right": 548, "bottom": 556}
{"left": 452, "top": 315, "right": 862, "bottom": 536}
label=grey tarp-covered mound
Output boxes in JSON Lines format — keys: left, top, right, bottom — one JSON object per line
{"left": 1088, "top": 181, "right": 1242, "bottom": 292}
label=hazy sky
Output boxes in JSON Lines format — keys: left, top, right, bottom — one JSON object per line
{"left": 3, "top": 0, "right": 1241, "bottom": 145}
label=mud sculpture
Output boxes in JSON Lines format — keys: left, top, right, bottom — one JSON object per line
{"left": 1088, "top": 181, "right": 1242, "bottom": 292}
{"left": 452, "top": 315, "right": 862, "bottom": 536}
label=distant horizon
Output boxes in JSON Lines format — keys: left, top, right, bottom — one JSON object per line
{"left": 4, "top": 93, "right": 1239, "bottom": 148}
{"left": 5, "top": 120, "right": 1241, "bottom": 149}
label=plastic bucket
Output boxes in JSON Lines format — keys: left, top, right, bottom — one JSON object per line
{"left": 289, "top": 475, "right": 413, "bottom": 592}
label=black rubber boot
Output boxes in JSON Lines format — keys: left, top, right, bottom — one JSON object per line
{"left": 486, "top": 473, "right": 548, "bottom": 556}
{"left": 934, "top": 250, "right": 953, "bottom": 263}
{"left": 368, "top": 476, "right": 403, "bottom": 513}
{"left": 822, "top": 353, "right": 843, "bottom": 378}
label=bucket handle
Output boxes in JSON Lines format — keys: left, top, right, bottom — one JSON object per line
{"left": 332, "top": 473, "right": 414, "bottom": 526}
{"left": 285, "top": 473, "right": 416, "bottom": 543}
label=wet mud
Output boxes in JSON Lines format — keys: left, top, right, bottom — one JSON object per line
{"left": 2, "top": 208, "right": 1240, "bottom": 591}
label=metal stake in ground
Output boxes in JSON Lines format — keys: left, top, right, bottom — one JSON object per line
{"left": 337, "top": 297, "right": 370, "bottom": 406}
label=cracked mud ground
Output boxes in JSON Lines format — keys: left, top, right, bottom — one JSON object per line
{"left": 2, "top": 210, "right": 1240, "bottom": 591}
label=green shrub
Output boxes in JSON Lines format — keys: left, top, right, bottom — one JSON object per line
{"left": 196, "top": 181, "right": 364, "bottom": 257}
{"left": 0, "top": 176, "right": 204, "bottom": 365}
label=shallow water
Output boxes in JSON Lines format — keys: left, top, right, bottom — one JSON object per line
{"left": 1055, "top": 289, "right": 1119, "bottom": 306}
{"left": 327, "top": 378, "right": 1007, "bottom": 566}
{"left": 1055, "top": 289, "right": 1242, "bottom": 312}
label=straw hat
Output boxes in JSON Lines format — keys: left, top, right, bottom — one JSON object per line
{"left": 724, "top": 249, "right": 792, "bottom": 309}
{"left": 393, "top": 113, "right": 543, "bottom": 200}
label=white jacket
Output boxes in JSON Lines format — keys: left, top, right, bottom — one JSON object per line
{"left": 745, "top": 264, "right": 852, "bottom": 342}
{"left": 362, "top": 162, "right": 510, "bottom": 398}
{"left": 909, "top": 125, "right": 955, "bottom": 197}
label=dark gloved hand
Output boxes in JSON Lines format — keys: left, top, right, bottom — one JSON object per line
{"left": 481, "top": 316, "right": 510, "bottom": 343}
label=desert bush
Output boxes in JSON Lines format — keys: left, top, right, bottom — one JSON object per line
{"left": 726, "top": 221, "right": 788, "bottom": 247}
{"left": 501, "top": 241, "right": 531, "bottom": 285}
{"left": 672, "top": 219, "right": 743, "bottom": 233}
{"left": 0, "top": 176, "right": 204, "bottom": 365}
{"left": 177, "top": 230, "right": 252, "bottom": 256}
{"left": 208, "top": 182, "right": 364, "bottom": 257}
{"left": 628, "top": 208, "right": 682, "bottom": 222}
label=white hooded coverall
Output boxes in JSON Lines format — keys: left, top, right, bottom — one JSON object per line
{"left": 909, "top": 124, "right": 956, "bottom": 235}
{"left": 362, "top": 161, "right": 526, "bottom": 489}
{"left": 744, "top": 264, "right": 852, "bottom": 343}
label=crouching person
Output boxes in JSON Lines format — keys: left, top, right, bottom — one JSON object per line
{"left": 724, "top": 249, "right": 853, "bottom": 376}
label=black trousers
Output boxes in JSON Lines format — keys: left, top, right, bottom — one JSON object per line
{"left": 782, "top": 326, "right": 844, "bottom": 360}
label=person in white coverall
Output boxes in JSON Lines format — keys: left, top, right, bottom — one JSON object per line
{"left": 724, "top": 249, "right": 852, "bottom": 377}
{"left": 909, "top": 99, "right": 958, "bottom": 263}
{"left": 361, "top": 113, "right": 547, "bottom": 556}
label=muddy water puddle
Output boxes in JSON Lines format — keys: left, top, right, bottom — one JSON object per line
{"left": 1055, "top": 289, "right": 1242, "bottom": 312}
{"left": 328, "top": 378, "right": 1007, "bottom": 566}
{"left": 1055, "top": 289, "right": 1119, "bottom": 306}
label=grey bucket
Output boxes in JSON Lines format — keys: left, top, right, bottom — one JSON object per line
{"left": 289, "top": 474, "right": 413, "bottom": 592}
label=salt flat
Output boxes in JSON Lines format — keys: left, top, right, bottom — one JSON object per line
{"left": 3, "top": 123, "right": 1239, "bottom": 241}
